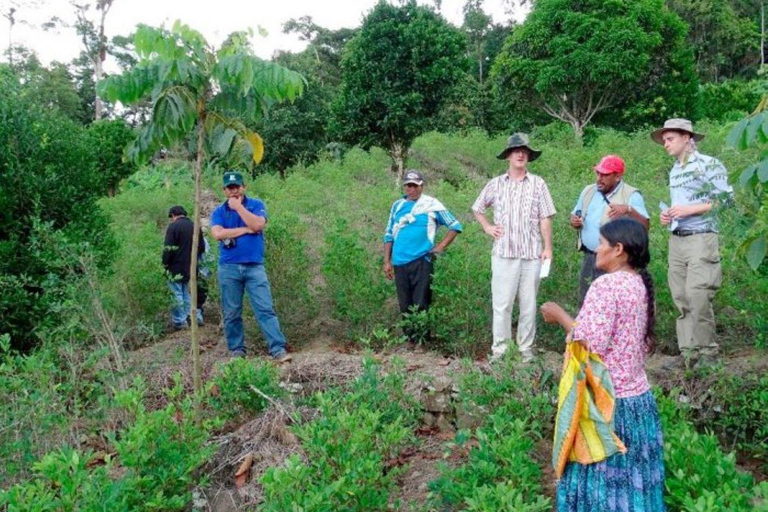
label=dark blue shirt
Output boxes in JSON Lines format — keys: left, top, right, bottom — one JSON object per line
{"left": 210, "top": 196, "right": 268, "bottom": 264}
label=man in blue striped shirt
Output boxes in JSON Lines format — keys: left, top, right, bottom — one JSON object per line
{"left": 383, "top": 170, "right": 462, "bottom": 343}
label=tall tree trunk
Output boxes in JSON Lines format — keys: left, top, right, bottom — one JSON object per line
{"left": 390, "top": 143, "right": 406, "bottom": 177}
{"left": 571, "top": 121, "right": 584, "bottom": 142}
{"left": 189, "top": 114, "right": 205, "bottom": 395}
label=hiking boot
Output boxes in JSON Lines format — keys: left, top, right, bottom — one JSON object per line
{"left": 273, "top": 352, "right": 293, "bottom": 364}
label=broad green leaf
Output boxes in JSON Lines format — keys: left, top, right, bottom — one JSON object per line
{"left": 746, "top": 114, "right": 764, "bottom": 145}
{"left": 213, "top": 128, "right": 236, "bottom": 156}
{"left": 746, "top": 235, "right": 767, "bottom": 271}
{"left": 739, "top": 164, "right": 757, "bottom": 188}
{"left": 759, "top": 160, "right": 768, "bottom": 183}
{"left": 726, "top": 118, "right": 748, "bottom": 150}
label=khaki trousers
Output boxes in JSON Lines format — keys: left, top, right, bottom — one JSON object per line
{"left": 668, "top": 233, "right": 722, "bottom": 356}
{"left": 491, "top": 256, "right": 541, "bottom": 358}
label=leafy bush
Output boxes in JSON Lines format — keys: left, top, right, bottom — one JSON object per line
{"left": 0, "top": 376, "right": 216, "bottom": 511}
{"left": 322, "top": 218, "right": 392, "bottom": 337}
{"left": 700, "top": 80, "right": 763, "bottom": 122}
{"left": 210, "top": 358, "right": 284, "bottom": 419}
{"left": 87, "top": 119, "right": 138, "bottom": 196}
{"left": 260, "top": 358, "right": 417, "bottom": 511}
{"left": 429, "top": 416, "right": 551, "bottom": 512}
{"left": 0, "top": 72, "right": 113, "bottom": 349}
{"left": 429, "top": 358, "right": 555, "bottom": 511}
{"left": 658, "top": 391, "right": 761, "bottom": 511}
{"left": 711, "top": 374, "right": 768, "bottom": 465}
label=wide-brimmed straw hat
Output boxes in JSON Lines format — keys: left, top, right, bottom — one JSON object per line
{"left": 650, "top": 118, "right": 704, "bottom": 145}
{"left": 496, "top": 133, "right": 542, "bottom": 161}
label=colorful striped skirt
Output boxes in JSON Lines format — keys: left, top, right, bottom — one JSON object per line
{"left": 556, "top": 390, "right": 666, "bottom": 512}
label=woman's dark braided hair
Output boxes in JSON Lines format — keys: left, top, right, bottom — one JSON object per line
{"left": 599, "top": 218, "right": 656, "bottom": 353}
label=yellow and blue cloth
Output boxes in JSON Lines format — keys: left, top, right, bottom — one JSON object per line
{"left": 553, "top": 341, "right": 626, "bottom": 479}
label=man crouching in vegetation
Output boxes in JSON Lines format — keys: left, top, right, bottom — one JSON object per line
{"left": 210, "top": 171, "right": 292, "bottom": 363}
{"left": 653, "top": 119, "right": 733, "bottom": 368}
{"left": 163, "top": 205, "right": 206, "bottom": 331}
{"left": 383, "top": 170, "right": 462, "bottom": 346}
{"left": 570, "top": 155, "right": 649, "bottom": 307}
{"left": 473, "top": 134, "right": 556, "bottom": 363}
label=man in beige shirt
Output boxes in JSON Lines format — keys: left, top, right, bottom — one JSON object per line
{"left": 473, "top": 133, "right": 556, "bottom": 362}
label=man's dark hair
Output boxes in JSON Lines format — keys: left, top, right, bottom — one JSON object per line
{"left": 168, "top": 205, "right": 188, "bottom": 218}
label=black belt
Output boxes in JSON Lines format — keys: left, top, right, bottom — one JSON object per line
{"left": 672, "top": 229, "right": 715, "bottom": 237}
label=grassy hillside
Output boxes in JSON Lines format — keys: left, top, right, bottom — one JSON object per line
{"left": 101, "top": 122, "right": 766, "bottom": 355}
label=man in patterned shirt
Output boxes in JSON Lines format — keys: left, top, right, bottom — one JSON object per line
{"left": 652, "top": 118, "right": 733, "bottom": 367}
{"left": 473, "top": 133, "right": 556, "bottom": 363}
{"left": 383, "top": 170, "right": 462, "bottom": 344}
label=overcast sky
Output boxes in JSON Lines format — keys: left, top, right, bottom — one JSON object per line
{"left": 0, "top": 0, "right": 527, "bottom": 67}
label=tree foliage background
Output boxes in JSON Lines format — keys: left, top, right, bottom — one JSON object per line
{"left": 333, "top": 0, "right": 468, "bottom": 174}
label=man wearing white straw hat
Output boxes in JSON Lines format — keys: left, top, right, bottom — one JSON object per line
{"left": 651, "top": 118, "right": 733, "bottom": 367}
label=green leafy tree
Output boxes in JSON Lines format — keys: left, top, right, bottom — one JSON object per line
{"left": 0, "top": 65, "right": 112, "bottom": 350}
{"left": 727, "top": 88, "right": 768, "bottom": 270}
{"left": 254, "top": 19, "right": 354, "bottom": 174}
{"left": 87, "top": 119, "right": 137, "bottom": 196}
{"left": 667, "top": 0, "right": 760, "bottom": 82}
{"left": 101, "top": 22, "right": 304, "bottom": 392}
{"left": 491, "top": 0, "right": 697, "bottom": 139}
{"left": 333, "top": 0, "right": 468, "bottom": 175}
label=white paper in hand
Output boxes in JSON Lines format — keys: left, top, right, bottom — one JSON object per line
{"left": 539, "top": 259, "right": 551, "bottom": 279}
{"left": 659, "top": 201, "right": 678, "bottom": 231}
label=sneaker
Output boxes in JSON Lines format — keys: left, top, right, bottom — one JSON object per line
{"left": 521, "top": 352, "right": 535, "bottom": 364}
{"left": 229, "top": 349, "right": 246, "bottom": 358}
{"left": 272, "top": 352, "right": 293, "bottom": 364}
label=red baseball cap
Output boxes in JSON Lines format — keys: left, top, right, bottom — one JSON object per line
{"left": 594, "top": 155, "right": 625, "bottom": 175}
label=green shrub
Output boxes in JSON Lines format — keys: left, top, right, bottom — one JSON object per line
{"left": 0, "top": 376, "right": 216, "bottom": 511}
{"left": 87, "top": 119, "right": 138, "bottom": 196}
{"left": 700, "top": 80, "right": 763, "bottom": 122}
{"left": 210, "top": 358, "right": 284, "bottom": 419}
{"left": 711, "top": 374, "right": 768, "bottom": 466}
{"left": 658, "top": 391, "right": 760, "bottom": 511}
{"left": 322, "top": 218, "right": 392, "bottom": 338}
{"left": 260, "top": 358, "right": 417, "bottom": 511}
{"left": 0, "top": 73, "right": 113, "bottom": 350}
{"left": 429, "top": 415, "right": 551, "bottom": 512}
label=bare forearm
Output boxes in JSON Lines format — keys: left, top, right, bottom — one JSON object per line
{"left": 434, "top": 230, "right": 459, "bottom": 251}
{"left": 383, "top": 241, "right": 393, "bottom": 264}
{"left": 235, "top": 207, "right": 266, "bottom": 232}
{"left": 211, "top": 226, "right": 252, "bottom": 240}
{"left": 473, "top": 211, "right": 491, "bottom": 229}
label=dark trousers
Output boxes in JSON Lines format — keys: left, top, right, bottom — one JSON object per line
{"left": 394, "top": 257, "right": 433, "bottom": 342}
{"left": 578, "top": 251, "right": 606, "bottom": 308}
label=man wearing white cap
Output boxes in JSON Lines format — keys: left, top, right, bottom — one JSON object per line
{"left": 651, "top": 118, "right": 733, "bottom": 366}
{"left": 570, "top": 155, "right": 649, "bottom": 306}
{"left": 383, "top": 170, "right": 462, "bottom": 344}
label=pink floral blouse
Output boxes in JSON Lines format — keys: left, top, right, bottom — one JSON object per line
{"left": 571, "top": 271, "right": 651, "bottom": 398}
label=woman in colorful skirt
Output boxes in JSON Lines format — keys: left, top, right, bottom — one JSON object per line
{"left": 541, "top": 218, "right": 666, "bottom": 512}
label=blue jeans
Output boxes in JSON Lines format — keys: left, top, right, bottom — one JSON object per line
{"left": 168, "top": 281, "right": 203, "bottom": 327}
{"left": 218, "top": 263, "right": 286, "bottom": 356}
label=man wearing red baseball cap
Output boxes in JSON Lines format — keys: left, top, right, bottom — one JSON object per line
{"left": 570, "top": 155, "right": 649, "bottom": 305}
